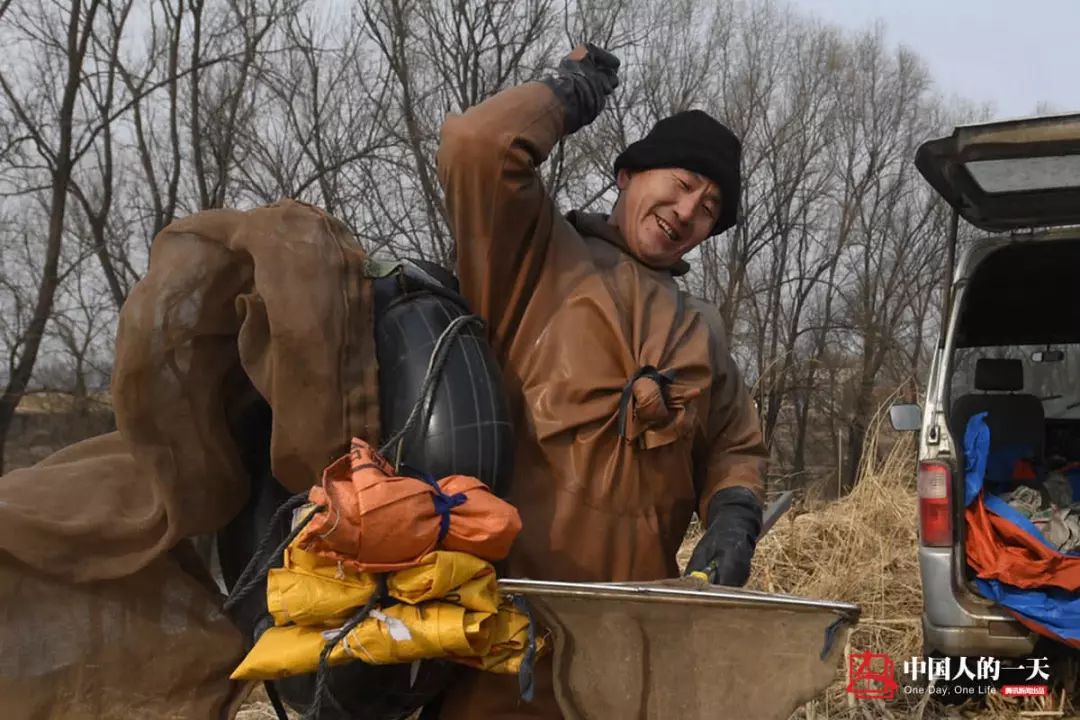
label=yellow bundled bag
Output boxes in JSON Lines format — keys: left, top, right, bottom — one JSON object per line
{"left": 389, "top": 550, "right": 499, "bottom": 613}
{"left": 267, "top": 534, "right": 500, "bottom": 626}
{"left": 451, "top": 600, "right": 545, "bottom": 673}
{"left": 232, "top": 601, "right": 495, "bottom": 680}
{"left": 237, "top": 509, "right": 536, "bottom": 682}
{"left": 267, "top": 543, "right": 378, "bottom": 626}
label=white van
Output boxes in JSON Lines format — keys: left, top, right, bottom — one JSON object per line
{"left": 892, "top": 113, "right": 1080, "bottom": 662}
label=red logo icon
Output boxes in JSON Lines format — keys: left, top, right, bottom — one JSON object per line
{"left": 846, "top": 650, "right": 899, "bottom": 700}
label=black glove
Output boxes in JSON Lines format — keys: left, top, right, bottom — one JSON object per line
{"left": 684, "top": 486, "right": 763, "bottom": 586}
{"left": 540, "top": 43, "right": 620, "bottom": 134}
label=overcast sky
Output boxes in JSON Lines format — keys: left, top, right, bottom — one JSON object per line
{"left": 791, "top": 0, "right": 1078, "bottom": 121}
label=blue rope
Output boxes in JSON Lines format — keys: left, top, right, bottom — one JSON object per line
{"left": 432, "top": 490, "right": 467, "bottom": 541}
{"left": 402, "top": 464, "right": 468, "bottom": 542}
{"left": 511, "top": 594, "right": 537, "bottom": 703}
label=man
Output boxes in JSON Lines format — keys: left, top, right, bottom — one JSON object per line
{"left": 435, "top": 45, "right": 768, "bottom": 718}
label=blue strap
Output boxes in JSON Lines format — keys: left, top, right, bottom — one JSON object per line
{"left": 820, "top": 617, "right": 847, "bottom": 660}
{"left": 432, "top": 488, "right": 467, "bottom": 542}
{"left": 512, "top": 595, "right": 537, "bottom": 703}
{"left": 401, "top": 464, "right": 468, "bottom": 542}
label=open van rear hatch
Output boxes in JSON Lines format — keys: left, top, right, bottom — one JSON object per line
{"left": 916, "top": 113, "right": 1080, "bottom": 232}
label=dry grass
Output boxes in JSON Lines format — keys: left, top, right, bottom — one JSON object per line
{"left": 745, "top": 417, "right": 936, "bottom": 719}
{"left": 235, "top": 685, "right": 301, "bottom": 720}
{"left": 749, "top": 415, "right": 924, "bottom": 687}
{"left": 14, "top": 390, "right": 111, "bottom": 414}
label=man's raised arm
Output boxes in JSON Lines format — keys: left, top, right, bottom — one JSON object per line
{"left": 436, "top": 45, "right": 619, "bottom": 352}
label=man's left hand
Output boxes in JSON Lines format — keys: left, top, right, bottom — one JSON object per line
{"left": 684, "top": 486, "right": 763, "bottom": 586}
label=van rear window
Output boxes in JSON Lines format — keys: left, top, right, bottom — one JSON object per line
{"left": 966, "top": 155, "right": 1080, "bottom": 194}
{"left": 952, "top": 345, "right": 1080, "bottom": 420}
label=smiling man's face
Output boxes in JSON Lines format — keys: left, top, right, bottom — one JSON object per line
{"left": 611, "top": 167, "right": 722, "bottom": 268}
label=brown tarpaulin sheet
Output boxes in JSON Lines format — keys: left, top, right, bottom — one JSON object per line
{"left": 0, "top": 199, "right": 381, "bottom": 718}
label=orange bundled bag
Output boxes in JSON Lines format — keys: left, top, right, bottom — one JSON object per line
{"left": 299, "top": 438, "right": 521, "bottom": 571}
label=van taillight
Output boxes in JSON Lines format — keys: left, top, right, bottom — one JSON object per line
{"left": 918, "top": 462, "right": 952, "bottom": 547}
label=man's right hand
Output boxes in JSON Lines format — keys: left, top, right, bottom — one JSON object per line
{"left": 541, "top": 43, "right": 621, "bottom": 135}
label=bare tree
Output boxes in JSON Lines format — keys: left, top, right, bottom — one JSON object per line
{"left": 115, "top": 0, "right": 188, "bottom": 241}
{"left": 740, "top": 18, "right": 840, "bottom": 449}
{"left": 47, "top": 229, "right": 116, "bottom": 413}
{"left": 68, "top": 0, "right": 137, "bottom": 308}
{"left": 187, "top": 0, "right": 295, "bottom": 210}
{"left": 833, "top": 35, "right": 940, "bottom": 490}
{"left": 236, "top": 5, "right": 392, "bottom": 224}
{"left": 0, "top": 0, "right": 104, "bottom": 472}
{"left": 358, "top": 0, "right": 557, "bottom": 265}
{"left": 0, "top": 0, "right": 976, "bottom": 492}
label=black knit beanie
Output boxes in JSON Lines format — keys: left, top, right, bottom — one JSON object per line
{"left": 614, "top": 110, "right": 742, "bottom": 235}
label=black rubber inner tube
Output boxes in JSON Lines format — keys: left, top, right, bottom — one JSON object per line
{"left": 216, "top": 260, "right": 513, "bottom": 719}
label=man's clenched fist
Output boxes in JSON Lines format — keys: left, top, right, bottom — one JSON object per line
{"left": 541, "top": 43, "right": 621, "bottom": 134}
